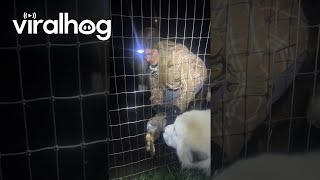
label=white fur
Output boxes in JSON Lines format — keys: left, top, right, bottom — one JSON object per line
{"left": 163, "top": 109, "right": 211, "bottom": 175}
{"left": 213, "top": 152, "right": 320, "bottom": 180}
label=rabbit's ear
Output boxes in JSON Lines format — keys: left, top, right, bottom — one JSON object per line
{"left": 188, "top": 149, "right": 209, "bottom": 163}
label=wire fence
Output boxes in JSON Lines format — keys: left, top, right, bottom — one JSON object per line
{"left": 108, "top": 0, "right": 211, "bottom": 179}
{"left": 211, "top": 0, "right": 320, "bottom": 171}
{"left": 3, "top": 0, "right": 320, "bottom": 179}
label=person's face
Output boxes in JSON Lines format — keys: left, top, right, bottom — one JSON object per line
{"left": 144, "top": 49, "right": 159, "bottom": 66}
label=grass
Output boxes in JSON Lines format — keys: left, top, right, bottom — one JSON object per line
{"left": 135, "top": 166, "right": 207, "bottom": 180}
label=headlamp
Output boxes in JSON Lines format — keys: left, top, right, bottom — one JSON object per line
{"left": 136, "top": 49, "right": 145, "bottom": 54}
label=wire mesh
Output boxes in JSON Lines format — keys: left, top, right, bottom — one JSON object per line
{"left": 212, "top": 0, "right": 320, "bottom": 173}
{"left": 108, "top": 0, "right": 211, "bottom": 179}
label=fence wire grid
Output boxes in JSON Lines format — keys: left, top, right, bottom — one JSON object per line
{"left": 211, "top": 0, "right": 320, "bottom": 173}
{"left": 108, "top": 0, "right": 211, "bottom": 179}
{"left": 3, "top": 0, "right": 320, "bottom": 180}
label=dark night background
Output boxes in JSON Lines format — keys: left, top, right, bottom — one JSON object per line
{"left": 0, "top": 0, "right": 109, "bottom": 180}
{"left": 1, "top": 0, "right": 320, "bottom": 180}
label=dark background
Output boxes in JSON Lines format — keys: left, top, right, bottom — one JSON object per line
{"left": 1, "top": 0, "right": 320, "bottom": 180}
{"left": 0, "top": 0, "right": 109, "bottom": 180}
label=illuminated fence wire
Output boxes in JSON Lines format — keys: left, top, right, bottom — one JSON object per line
{"left": 108, "top": 0, "right": 211, "bottom": 179}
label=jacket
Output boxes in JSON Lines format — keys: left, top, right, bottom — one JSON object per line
{"left": 149, "top": 40, "right": 207, "bottom": 111}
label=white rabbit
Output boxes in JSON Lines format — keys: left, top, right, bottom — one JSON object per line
{"left": 163, "top": 109, "right": 211, "bottom": 175}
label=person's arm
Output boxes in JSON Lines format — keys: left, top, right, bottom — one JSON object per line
{"left": 149, "top": 73, "right": 179, "bottom": 124}
{"left": 174, "top": 66, "right": 196, "bottom": 112}
{"left": 149, "top": 73, "right": 164, "bottom": 106}
{"left": 174, "top": 54, "right": 207, "bottom": 112}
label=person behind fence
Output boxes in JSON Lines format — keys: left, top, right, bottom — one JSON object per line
{"left": 140, "top": 27, "right": 208, "bottom": 124}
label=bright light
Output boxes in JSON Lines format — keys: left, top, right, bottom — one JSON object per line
{"left": 137, "top": 49, "right": 145, "bottom": 54}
